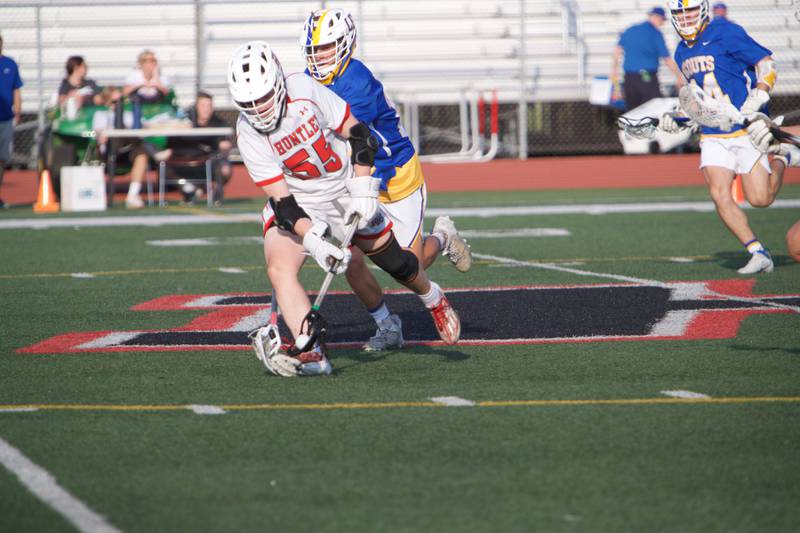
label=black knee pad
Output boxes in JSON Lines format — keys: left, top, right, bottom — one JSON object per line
{"left": 366, "top": 234, "right": 419, "bottom": 283}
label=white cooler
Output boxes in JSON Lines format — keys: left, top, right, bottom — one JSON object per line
{"left": 60, "top": 166, "right": 107, "bottom": 212}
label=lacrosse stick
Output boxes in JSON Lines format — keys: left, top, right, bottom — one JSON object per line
{"left": 290, "top": 214, "right": 361, "bottom": 354}
{"left": 617, "top": 115, "right": 692, "bottom": 140}
{"left": 679, "top": 83, "right": 800, "bottom": 147}
{"left": 248, "top": 289, "right": 302, "bottom": 377}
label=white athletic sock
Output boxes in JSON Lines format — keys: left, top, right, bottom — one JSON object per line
{"left": 419, "top": 282, "right": 443, "bottom": 309}
{"left": 431, "top": 232, "right": 447, "bottom": 251}
{"left": 744, "top": 238, "right": 764, "bottom": 254}
{"left": 369, "top": 300, "right": 391, "bottom": 324}
{"left": 127, "top": 181, "right": 142, "bottom": 198}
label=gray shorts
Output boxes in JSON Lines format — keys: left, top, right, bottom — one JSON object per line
{"left": 0, "top": 119, "right": 13, "bottom": 161}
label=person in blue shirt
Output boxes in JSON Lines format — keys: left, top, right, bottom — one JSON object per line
{"left": 301, "top": 8, "right": 472, "bottom": 351}
{"left": 0, "top": 33, "right": 23, "bottom": 209}
{"left": 659, "top": 0, "right": 799, "bottom": 274}
{"left": 611, "top": 7, "right": 684, "bottom": 110}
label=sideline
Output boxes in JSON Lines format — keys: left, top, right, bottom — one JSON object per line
{"left": 3, "top": 199, "right": 800, "bottom": 229}
{"left": 0, "top": 437, "right": 122, "bottom": 533}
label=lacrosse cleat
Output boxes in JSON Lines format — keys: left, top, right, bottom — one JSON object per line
{"left": 737, "top": 250, "right": 774, "bottom": 275}
{"left": 429, "top": 294, "right": 461, "bottom": 345}
{"left": 775, "top": 143, "right": 800, "bottom": 168}
{"left": 296, "top": 345, "right": 333, "bottom": 376}
{"left": 363, "top": 314, "right": 404, "bottom": 352}
{"left": 433, "top": 216, "right": 472, "bottom": 272}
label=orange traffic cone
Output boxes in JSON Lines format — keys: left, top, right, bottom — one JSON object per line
{"left": 731, "top": 175, "right": 745, "bottom": 206}
{"left": 34, "top": 169, "right": 60, "bottom": 213}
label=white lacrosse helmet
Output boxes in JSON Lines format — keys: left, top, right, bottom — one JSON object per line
{"left": 227, "top": 41, "right": 287, "bottom": 133}
{"left": 300, "top": 8, "right": 357, "bottom": 84}
{"left": 668, "top": 0, "right": 709, "bottom": 43}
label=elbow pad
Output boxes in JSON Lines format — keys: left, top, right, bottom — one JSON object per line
{"left": 756, "top": 58, "right": 777, "bottom": 90}
{"left": 269, "top": 195, "right": 309, "bottom": 234}
{"left": 348, "top": 122, "right": 379, "bottom": 166}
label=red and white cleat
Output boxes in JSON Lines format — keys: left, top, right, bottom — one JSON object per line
{"left": 429, "top": 295, "right": 461, "bottom": 345}
{"left": 295, "top": 345, "right": 334, "bottom": 376}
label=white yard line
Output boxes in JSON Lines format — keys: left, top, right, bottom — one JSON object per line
{"left": 660, "top": 390, "right": 711, "bottom": 399}
{"left": 4, "top": 199, "right": 800, "bottom": 230}
{"left": 0, "top": 437, "right": 122, "bottom": 533}
{"left": 430, "top": 396, "right": 476, "bottom": 407}
{"left": 70, "top": 273, "right": 96, "bottom": 279}
{"left": 187, "top": 405, "right": 227, "bottom": 415}
{"left": 472, "top": 252, "right": 800, "bottom": 314}
{"left": 0, "top": 407, "right": 39, "bottom": 413}
{"left": 218, "top": 268, "right": 246, "bottom": 274}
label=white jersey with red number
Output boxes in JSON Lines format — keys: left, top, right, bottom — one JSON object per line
{"left": 236, "top": 73, "right": 353, "bottom": 205}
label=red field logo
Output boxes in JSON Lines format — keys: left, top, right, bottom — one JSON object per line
{"left": 18, "top": 279, "right": 799, "bottom": 354}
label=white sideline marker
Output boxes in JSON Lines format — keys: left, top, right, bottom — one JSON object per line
{"left": 669, "top": 257, "right": 696, "bottom": 263}
{"left": 71, "top": 272, "right": 95, "bottom": 279}
{"left": 431, "top": 396, "right": 476, "bottom": 407}
{"left": 0, "top": 407, "right": 39, "bottom": 413}
{"left": 660, "top": 390, "right": 711, "bottom": 399}
{"left": 0, "top": 437, "right": 122, "bottom": 533}
{"left": 187, "top": 404, "right": 227, "bottom": 415}
{"left": 218, "top": 267, "right": 245, "bottom": 274}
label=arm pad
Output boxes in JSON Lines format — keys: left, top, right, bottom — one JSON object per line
{"left": 348, "top": 122, "right": 379, "bottom": 166}
{"left": 755, "top": 58, "right": 777, "bottom": 90}
{"left": 269, "top": 195, "right": 309, "bottom": 234}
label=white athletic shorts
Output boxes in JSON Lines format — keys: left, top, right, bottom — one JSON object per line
{"left": 261, "top": 195, "right": 392, "bottom": 244}
{"left": 380, "top": 183, "right": 427, "bottom": 249}
{"left": 699, "top": 135, "right": 770, "bottom": 175}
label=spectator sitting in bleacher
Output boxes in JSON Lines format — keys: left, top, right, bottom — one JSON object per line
{"left": 163, "top": 91, "right": 232, "bottom": 204}
{"left": 712, "top": 2, "right": 728, "bottom": 20}
{"left": 610, "top": 7, "right": 684, "bottom": 111}
{"left": 57, "top": 56, "right": 103, "bottom": 114}
{"left": 123, "top": 49, "right": 171, "bottom": 104}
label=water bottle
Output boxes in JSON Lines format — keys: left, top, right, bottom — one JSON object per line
{"left": 131, "top": 94, "right": 143, "bottom": 129}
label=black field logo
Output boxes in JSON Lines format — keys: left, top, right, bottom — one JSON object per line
{"left": 19, "top": 280, "right": 799, "bottom": 354}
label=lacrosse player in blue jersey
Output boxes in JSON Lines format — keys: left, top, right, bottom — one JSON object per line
{"left": 300, "top": 8, "right": 471, "bottom": 351}
{"left": 660, "top": 0, "right": 799, "bottom": 274}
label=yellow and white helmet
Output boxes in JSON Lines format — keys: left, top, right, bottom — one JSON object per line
{"left": 300, "top": 8, "right": 357, "bottom": 84}
{"left": 668, "top": 0, "right": 710, "bottom": 42}
{"left": 227, "top": 41, "right": 287, "bottom": 133}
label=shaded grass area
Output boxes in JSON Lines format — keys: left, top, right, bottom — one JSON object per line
{"left": 1, "top": 187, "right": 799, "bottom": 532}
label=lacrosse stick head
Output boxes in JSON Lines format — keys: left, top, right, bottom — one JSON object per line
{"left": 679, "top": 84, "right": 741, "bottom": 131}
{"left": 289, "top": 309, "right": 327, "bottom": 355}
{"left": 249, "top": 324, "right": 299, "bottom": 377}
{"left": 617, "top": 116, "right": 660, "bottom": 140}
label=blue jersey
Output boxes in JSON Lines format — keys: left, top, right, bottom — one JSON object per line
{"left": 0, "top": 55, "right": 23, "bottom": 122}
{"left": 674, "top": 19, "right": 771, "bottom": 136}
{"left": 309, "top": 59, "right": 416, "bottom": 189}
{"left": 618, "top": 21, "right": 670, "bottom": 73}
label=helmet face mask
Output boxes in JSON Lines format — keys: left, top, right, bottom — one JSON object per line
{"left": 301, "top": 9, "right": 357, "bottom": 84}
{"left": 669, "top": 0, "right": 709, "bottom": 42}
{"left": 228, "top": 41, "right": 287, "bottom": 133}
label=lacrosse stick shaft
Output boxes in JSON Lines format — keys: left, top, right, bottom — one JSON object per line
{"left": 311, "top": 215, "right": 360, "bottom": 310}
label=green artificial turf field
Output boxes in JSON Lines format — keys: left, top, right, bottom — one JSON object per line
{"left": 1, "top": 185, "right": 799, "bottom": 533}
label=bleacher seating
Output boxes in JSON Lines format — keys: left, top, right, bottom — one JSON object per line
{"left": 3, "top": 0, "right": 798, "bottom": 113}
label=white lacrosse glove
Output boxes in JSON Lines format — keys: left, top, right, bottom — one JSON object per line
{"left": 249, "top": 325, "right": 300, "bottom": 377}
{"left": 302, "top": 220, "right": 351, "bottom": 274}
{"left": 746, "top": 113, "right": 780, "bottom": 153}
{"left": 740, "top": 88, "right": 770, "bottom": 116}
{"left": 659, "top": 112, "right": 685, "bottom": 134}
{"left": 344, "top": 176, "right": 381, "bottom": 230}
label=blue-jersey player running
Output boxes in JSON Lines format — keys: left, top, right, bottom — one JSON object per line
{"left": 660, "top": 0, "right": 799, "bottom": 275}
{"left": 300, "top": 8, "right": 472, "bottom": 351}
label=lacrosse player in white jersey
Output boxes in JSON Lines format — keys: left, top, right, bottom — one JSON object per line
{"left": 230, "top": 41, "right": 461, "bottom": 377}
